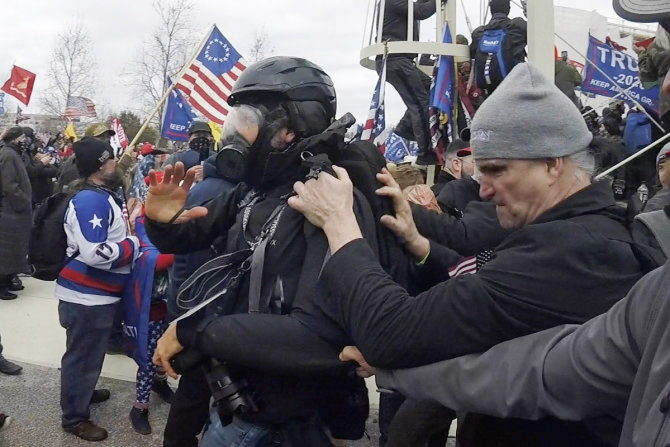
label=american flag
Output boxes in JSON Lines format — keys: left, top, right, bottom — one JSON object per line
{"left": 15, "top": 105, "right": 30, "bottom": 124}
{"left": 360, "top": 55, "right": 387, "bottom": 145}
{"left": 64, "top": 96, "right": 97, "bottom": 119}
{"left": 448, "top": 255, "right": 477, "bottom": 277}
{"left": 176, "top": 25, "right": 246, "bottom": 125}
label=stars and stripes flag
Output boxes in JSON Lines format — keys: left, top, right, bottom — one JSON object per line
{"left": 64, "top": 96, "right": 97, "bottom": 119}
{"left": 361, "top": 55, "right": 387, "bottom": 146}
{"left": 175, "top": 25, "right": 246, "bottom": 125}
{"left": 448, "top": 255, "right": 477, "bottom": 277}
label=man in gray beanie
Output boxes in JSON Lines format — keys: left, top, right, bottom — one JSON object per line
{"left": 286, "top": 62, "right": 665, "bottom": 446}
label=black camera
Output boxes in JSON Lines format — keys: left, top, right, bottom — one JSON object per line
{"left": 171, "top": 351, "right": 259, "bottom": 421}
{"left": 207, "top": 360, "right": 259, "bottom": 421}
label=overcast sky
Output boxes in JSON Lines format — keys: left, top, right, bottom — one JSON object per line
{"left": 0, "top": 0, "right": 647, "bottom": 127}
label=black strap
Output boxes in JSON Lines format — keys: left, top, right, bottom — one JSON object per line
{"left": 248, "top": 202, "right": 288, "bottom": 314}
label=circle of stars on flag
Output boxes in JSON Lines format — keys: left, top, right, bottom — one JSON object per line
{"left": 204, "top": 38, "right": 231, "bottom": 63}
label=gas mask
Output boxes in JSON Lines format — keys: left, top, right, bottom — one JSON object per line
{"left": 215, "top": 105, "right": 265, "bottom": 183}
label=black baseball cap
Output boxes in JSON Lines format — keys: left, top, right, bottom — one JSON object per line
{"left": 188, "top": 121, "right": 212, "bottom": 136}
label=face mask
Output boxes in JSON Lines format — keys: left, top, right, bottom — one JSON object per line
{"left": 215, "top": 105, "right": 264, "bottom": 182}
{"left": 189, "top": 136, "right": 212, "bottom": 162}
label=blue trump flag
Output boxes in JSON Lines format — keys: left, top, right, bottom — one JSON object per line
{"left": 581, "top": 34, "right": 659, "bottom": 115}
{"left": 0, "top": 92, "right": 5, "bottom": 115}
{"left": 431, "top": 24, "right": 456, "bottom": 122}
{"left": 385, "top": 132, "right": 418, "bottom": 164}
{"left": 162, "top": 76, "right": 197, "bottom": 141}
{"left": 123, "top": 216, "right": 160, "bottom": 367}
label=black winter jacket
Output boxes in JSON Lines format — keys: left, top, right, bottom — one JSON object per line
{"left": 145, "top": 147, "right": 380, "bottom": 427}
{"left": 320, "top": 181, "right": 660, "bottom": 368}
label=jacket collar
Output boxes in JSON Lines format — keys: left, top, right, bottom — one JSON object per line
{"left": 532, "top": 180, "right": 619, "bottom": 225}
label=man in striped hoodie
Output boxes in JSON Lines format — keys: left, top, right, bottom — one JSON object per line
{"left": 57, "top": 137, "right": 139, "bottom": 442}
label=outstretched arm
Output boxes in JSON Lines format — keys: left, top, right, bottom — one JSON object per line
{"left": 375, "top": 264, "right": 669, "bottom": 423}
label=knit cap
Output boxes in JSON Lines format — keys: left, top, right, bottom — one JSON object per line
{"left": 73, "top": 137, "right": 114, "bottom": 178}
{"left": 1, "top": 127, "right": 24, "bottom": 143}
{"left": 471, "top": 63, "right": 593, "bottom": 160}
{"left": 657, "top": 142, "right": 670, "bottom": 169}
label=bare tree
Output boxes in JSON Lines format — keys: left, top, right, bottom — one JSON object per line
{"left": 41, "top": 21, "right": 97, "bottom": 116}
{"left": 248, "top": 27, "right": 274, "bottom": 62}
{"left": 132, "top": 0, "right": 195, "bottom": 132}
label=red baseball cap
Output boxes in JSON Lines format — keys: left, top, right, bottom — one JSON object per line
{"left": 456, "top": 147, "right": 472, "bottom": 157}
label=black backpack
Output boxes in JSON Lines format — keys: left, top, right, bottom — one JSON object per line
{"left": 300, "top": 113, "right": 410, "bottom": 289}
{"left": 474, "top": 22, "right": 518, "bottom": 92}
{"left": 29, "top": 192, "right": 78, "bottom": 281}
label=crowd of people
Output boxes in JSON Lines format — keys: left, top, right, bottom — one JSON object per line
{"left": 2, "top": 0, "right": 670, "bottom": 446}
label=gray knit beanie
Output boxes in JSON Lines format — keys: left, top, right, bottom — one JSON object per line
{"left": 657, "top": 142, "right": 670, "bottom": 169}
{"left": 471, "top": 63, "right": 593, "bottom": 160}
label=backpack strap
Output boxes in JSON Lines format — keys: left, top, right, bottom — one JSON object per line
{"left": 247, "top": 201, "right": 289, "bottom": 314}
{"left": 635, "top": 210, "right": 670, "bottom": 257}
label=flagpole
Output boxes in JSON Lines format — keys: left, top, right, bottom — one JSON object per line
{"left": 555, "top": 33, "right": 665, "bottom": 133}
{"left": 595, "top": 132, "right": 670, "bottom": 180}
{"left": 129, "top": 23, "right": 216, "bottom": 149}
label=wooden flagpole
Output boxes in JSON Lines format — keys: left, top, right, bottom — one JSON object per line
{"left": 128, "top": 23, "right": 216, "bottom": 148}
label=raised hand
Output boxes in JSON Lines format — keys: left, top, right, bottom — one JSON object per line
{"left": 145, "top": 162, "right": 208, "bottom": 224}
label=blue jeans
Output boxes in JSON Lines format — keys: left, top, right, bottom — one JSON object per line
{"left": 59, "top": 300, "right": 118, "bottom": 426}
{"left": 201, "top": 406, "right": 269, "bottom": 447}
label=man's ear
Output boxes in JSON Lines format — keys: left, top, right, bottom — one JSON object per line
{"left": 284, "top": 130, "right": 296, "bottom": 144}
{"left": 545, "top": 157, "right": 564, "bottom": 180}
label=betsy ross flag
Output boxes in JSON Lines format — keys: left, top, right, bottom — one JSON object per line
{"left": 64, "top": 96, "right": 96, "bottom": 119}
{"left": 176, "top": 25, "right": 246, "bottom": 124}
{"left": 361, "top": 55, "right": 387, "bottom": 146}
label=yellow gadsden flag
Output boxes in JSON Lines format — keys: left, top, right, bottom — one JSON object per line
{"left": 208, "top": 121, "right": 222, "bottom": 144}
{"left": 64, "top": 123, "right": 78, "bottom": 142}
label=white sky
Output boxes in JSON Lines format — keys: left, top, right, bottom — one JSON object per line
{"left": 0, "top": 0, "right": 646, "bottom": 126}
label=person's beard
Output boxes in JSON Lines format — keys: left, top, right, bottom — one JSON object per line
{"left": 102, "top": 168, "right": 124, "bottom": 190}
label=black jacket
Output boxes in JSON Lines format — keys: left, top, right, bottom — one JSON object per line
{"left": 320, "top": 181, "right": 660, "bottom": 367}
{"left": 145, "top": 140, "right": 379, "bottom": 428}
{"left": 430, "top": 170, "right": 457, "bottom": 196}
{"left": 22, "top": 153, "right": 58, "bottom": 203}
{"left": 380, "top": 0, "right": 437, "bottom": 58}
{"left": 435, "top": 177, "right": 482, "bottom": 216}
{"left": 318, "top": 181, "right": 666, "bottom": 446}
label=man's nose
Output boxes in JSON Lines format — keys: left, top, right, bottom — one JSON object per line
{"left": 479, "top": 180, "right": 494, "bottom": 200}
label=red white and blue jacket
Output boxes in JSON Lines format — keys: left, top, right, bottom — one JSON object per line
{"left": 56, "top": 187, "right": 139, "bottom": 306}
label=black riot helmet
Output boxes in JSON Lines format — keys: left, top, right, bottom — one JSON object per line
{"left": 227, "top": 56, "right": 337, "bottom": 138}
